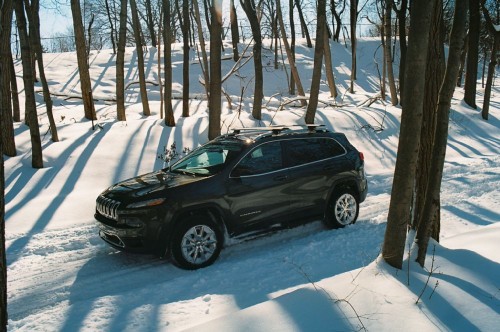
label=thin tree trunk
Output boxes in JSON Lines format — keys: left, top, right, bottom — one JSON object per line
{"left": 9, "top": 49, "right": 20, "bottom": 123}
{"left": 382, "top": 0, "right": 436, "bottom": 269}
{"left": 456, "top": 33, "right": 468, "bottom": 87}
{"left": 295, "top": 0, "right": 312, "bottom": 48}
{"left": 104, "top": 0, "right": 116, "bottom": 54}
{"left": 145, "top": 0, "right": 157, "bottom": 48}
{"left": 277, "top": 0, "right": 307, "bottom": 106}
{"left": 463, "top": 0, "right": 479, "bottom": 109}
{"left": 208, "top": 0, "right": 222, "bottom": 139}
{"left": 396, "top": 0, "right": 407, "bottom": 104}
{"left": 230, "top": 0, "right": 240, "bottom": 61}
{"left": 163, "top": 0, "right": 175, "bottom": 127}
{"left": 0, "top": 116, "right": 6, "bottom": 331}
{"left": 25, "top": 0, "right": 59, "bottom": 142}
{"left": 14, "top": 0, "right": 43, "bottom": 168}
{"left": 70, "top": 0, "right": 97, "bottom": 121}
{"left": 193, "top": 0, "right": 210, "bottom": 98}
{"left": 182, "top": 0, "right": 190, "bottom": 117}
{"left": 240, "top": 0, "right": 263, "bottom": 120}
{"left": 416, "top": 0, "right": 467, "bottom": 266}
{"left": 349, "top": 0, "right": 358, "bottom": 92}
{"left": 289, "top": 0, "right": 296, "bottom": 95}
{"left": 385, "top": 0, "right": 398, "bottom": 105}
{"left": 130, "top": 0, "right": 151, "bottom": 116}
{"left": 0, "top": 0, "right": 16, "bottom": 156}
{"left": 116, "top": 0, "right": 127, "bottom": 121}
{"left": 305, "top": 0, "right": 326, "bottom": 124}
{"left": 479, "top": 0, "right": 499, "bottom": 121}
{"left": 323, "top": 20, "right": 337, "bottom": 98}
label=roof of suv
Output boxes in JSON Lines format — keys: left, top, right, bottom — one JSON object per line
{"left": 222, "top": 125, "right": 332, "bottom": 142}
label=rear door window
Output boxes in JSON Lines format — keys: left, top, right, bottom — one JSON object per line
{"left": 284, "top": 138, "right": 345, "bottom": 167}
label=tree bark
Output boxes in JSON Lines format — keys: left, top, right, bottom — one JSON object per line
{"left": 305, "top": 0, "right": 327, "bottom": 124}
{"left": 163, "top": 0, "right": 175, "bottom": 127}
{"left": 104, "top": 0, "right": 116, "bottom": 54}
{"left": 323, "top": 21, "right": 337, "bottom": 98}
{"left": 230, "top": 0, "right": 240, "bottom": 61}
{"left": 25, "top": 0, "right": 59, "bottom": 142}
{"left": 289, "top": 0, "right": 296, "bottom": 94}
{"left": 130, "top": 0, "right": 151, "bottom": 116}
{"left": 116, "top": 0, "right": 128, "bottom": 121}
{"left": 192, "top": 0, "right": 210, "bottom": 98}
{"left": 208, "top": 0, "right": 222, "bottom": 139}
{"left": 479, "top": 0, "right": 499, "bottom": 121}
{"left": 182, "top": 0, "right": 190, "bottom": 118}
{"left": 463, "top": 0, "right": 479, "bottom": 109}
{"left": 396, "top": 0, "right": 407, "bottom": 104}
{"left": 0, "top": 0, "right": 16, "bottom": 156}
{"left": 0, "top": 108, "right": 6, "bottom": 331}
{"left": 416, "top": 0, "right": 468, "bottom": 267}
{"left": 277, "top": 0, "right": 307, "bottom": 106}
{"left": 14, "top": 0, "right": 43, "bottom": 168}
{"left": 414, "top": 0, "right": 445, "bottom": 238}
{"left": 349, "top": 0, "right": 358, "bottom": 92}
{"left": 240, "top": 0, "right": 263, "bottom": 120}
{"left": 382, "top": 0, "right": 435, "bottom": 269}
{"left": 145, "top": 0, "right": 157, "bottom": 48}
{"left": 9, "top": 50, "right": 20, "bottom": 123}
{"left": 295, "top": 0, "right": 312, "bottom": 48}
{"left": 384, "top": 0, "right": 398, "bottom": 105}
{"left": 70, "top": 0, "right": 97, "bottom": 121}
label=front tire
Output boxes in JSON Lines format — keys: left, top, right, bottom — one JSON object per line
{"left": 324, "top": 189, "right": 359, "bottom": 229}
{"left": 170, "top": 216, "right": 223, "bottom": 270}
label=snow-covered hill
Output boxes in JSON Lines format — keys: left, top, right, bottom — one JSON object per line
{"left": 5, "top": 39, "right": 499, "bottom": 331}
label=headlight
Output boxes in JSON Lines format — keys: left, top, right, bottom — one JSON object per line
{"left": 126, "top": 198, "right": 166, "bottom": 209}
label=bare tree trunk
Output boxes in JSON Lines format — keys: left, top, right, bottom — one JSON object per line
{"left": 25, "top": 0, "right": 59, "bottom": 142}
{"left": 414, "top": 0, "right": 445, "bottom": 238}
{"left": 295, "top": 0, "right": 312, "bottom": 48}
{"left": 463, "top": 0, "right": 479, "bottom": 109}
{"left": 323, "top": 20, "right": 337, "bottom": 98}
{"left": 104, "top": 0, "right": 116, "bottom": 53}
{"left": 277, "top": 0, "right": 307, "bottom": 106}
{"left": 208, "top": 0, "right": 222, "bottom": 139}
{"left": 382, "top": 0, "right": 435, "bottom": 269}
{"left": 240, "top": 0, "right": 263, "bottom": 120}
{"left": 70, "top": 0, "right": 97, "bottom": 121}
{"left": 0, "top": 110, "right": 6, "bottom": 331}
{"left": 384, "top": 0, "right": 398, "bottom": 105}
{"left": 14, "top": 0, "right": 43, "bottom": 168}
{"left": 456, "top": 33, "right": 468, "bottom": 87}
{"left": 416, "top": 0, "right": 467, "bottom": 266}
{"left": 145, "top": 0, "right": 157, "bottom": 48}
{"left": 480, "top": 0, "right": 499, "bottom": 121}
{"left": 349, "top": 0, "right": 358, "bottom": 92}
{"left": 158, "top": 9, "right": 163, "bottom": 119}
{"left": 130, "top": 0, "right": 151, "bottom": 116}
{"left": 0, "top": 0, "right": 16, "bottom": 156}
{"left": 193, "top": 0, "right": 210, "bottom": 98}
{"left": 116, "top": 0, "right": 127, "bottom": 121}
{"left": 330, "top": 0, "right": 345, "bottom": 42}
{"left": 305, "top": 0, "right": 327, "bottom": 124}
{"left": 289, "top": 0, "right": 296, "bottom": 94}
{"left": 182, "top": 0, "right": 190, "bottom": 117}
{"left": 9, "top": 50, "right": 21, "bottom": 123}
{"left": 163, "top": 0, "right": 175, "bottom": 127}
{"left": 230, "top": 0, "right": 240, "bottom": 61}
{"left": 396, "top": 0, "right": 407, "bottom": 104}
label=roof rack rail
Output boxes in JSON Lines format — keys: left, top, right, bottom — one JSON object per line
{"left": 232, "top": 126, "right": 289, "bottom": 135}
{"left": 288, "top": 124, "right": 326, "bottom": 132}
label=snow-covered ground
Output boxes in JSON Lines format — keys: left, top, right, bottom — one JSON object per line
{"left": 5, "top": 39, "right": 499, "bottom": 331}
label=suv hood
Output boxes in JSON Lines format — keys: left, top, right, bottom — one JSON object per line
{"left": 103, "top": 170, "right": 204, "bottom": 200}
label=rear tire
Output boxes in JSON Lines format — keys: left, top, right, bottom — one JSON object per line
{"left": 170, "top": 216, "right": 223, "bottom": 270}
{"left": 324, "top": 189, "right": 359, "bottom": 229}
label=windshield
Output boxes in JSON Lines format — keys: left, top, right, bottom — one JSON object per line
{"left": 170, "top": 140, "right": 244, "bottom": 176}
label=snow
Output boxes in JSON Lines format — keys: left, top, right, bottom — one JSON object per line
{"left": 5, "top": 38, "right": 500, "bottom": 331}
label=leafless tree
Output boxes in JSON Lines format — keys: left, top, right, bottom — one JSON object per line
{"left": 208, "top": 0, "right": 222, "bottom": 139}
{"left": 70, "top": 0, "right": 97, "bottom": 121}
{"left": 384, "top": 0, "right": 398, "bottom": 105}
{"left": 116, "top": 0, "right": 127, "bottom": 121}
{"left": 1, "top": 0, "right": 16, "bottom": 157}
{"left": 305, "top": 0, "right": 327, "bottom": 124}
{"left": 230, "top": 0, "right": 240, "bottom": 61}
{"left": 163, "top": 0, "right": 175, "bottom": 127}
{"left": 464, "top": 0, "right": 480, "bottom": 109}
{"left": 382, "top": 0, "right": 436, "bottom": 269}
{"left": 181, "top": 0, "right": 190, "bottom": 117}
{"left": 415, "top": 0, "right": 468, "bottom": 266}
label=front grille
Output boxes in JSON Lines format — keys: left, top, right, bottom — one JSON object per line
{"left": 96, "top": 196, "right": 120, "bottom": 220}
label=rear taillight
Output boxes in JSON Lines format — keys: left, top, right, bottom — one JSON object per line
{"left": 359, "top": 152, "right": 364, "bottom": 161}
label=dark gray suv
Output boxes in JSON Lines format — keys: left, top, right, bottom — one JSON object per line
{"left": 95, "top": 125, "right": 367, "bottom": 269}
